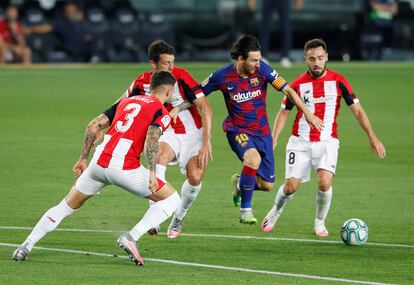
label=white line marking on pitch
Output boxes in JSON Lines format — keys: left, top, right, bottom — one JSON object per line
{"left": 1, "top": 226, "right": 413, "bottom": 249}
{"left": 1, "top": 242, "right": 396, "bottom": 285}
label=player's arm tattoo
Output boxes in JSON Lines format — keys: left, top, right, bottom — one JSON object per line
{"left": 176, "top": 100, "right": 192, "bottom": 111}
{"left": 80, "top": 114, "right": 110, "bottom": 160}
{"left": 145, "top": 125, "right": 162, "bottom": 172}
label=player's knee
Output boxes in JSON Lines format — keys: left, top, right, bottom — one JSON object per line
{"left": 318, "top": 181, "right": 331, "bottom": 192}
{"left": 284, "top": 182, "right": 299, "bottom": 195}
{"left": 187, "top": 172, "right": 202, "bottom": 186}
{"left": 243, "top": 149, "right": 261, "bottom": 169}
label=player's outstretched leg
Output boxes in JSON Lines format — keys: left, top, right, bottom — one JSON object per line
{"left": 231, "top": 173, "right": 241, "bottom": 207}
{"left": 167, "top": 179, "right": 202, "bottom": 238}
{"left": 261, "top": 184, "right": 295, "bottom": 232}
{"left": 314, "top": 187, "right": 332, "bottom": 237}
{"left": 11, "top": 198, "right": 77, "bottom": 261}
{"left": 122, "top": 189, "right": 180, "bottom": 265}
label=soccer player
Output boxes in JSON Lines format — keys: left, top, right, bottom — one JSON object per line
{"left": 261, "top": 38, "right": 386, "bottom": 236}
{"left": 121, "top": 40, "right": 212, "bottom": 238}
{"left": 201, "top": 34, "right": 323, "bottom": 224}
{"left": 12, "top": 71, "right": 181, "bottom": 266}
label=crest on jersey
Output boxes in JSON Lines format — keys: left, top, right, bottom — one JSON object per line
{"left": 201, "top": 74, "right": 212, "bottom": 87}
{"left": 161, "top": 115, "right": 171, "bottom": 128}
{"left": 250, "top": 78, "right": 259, "bottom": 87}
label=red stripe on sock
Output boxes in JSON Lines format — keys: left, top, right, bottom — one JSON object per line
{"left": 242, "top": 165, "right": 257, "bottom": 176}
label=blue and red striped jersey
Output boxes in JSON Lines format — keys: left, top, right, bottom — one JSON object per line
{"left": 202, "top": 60, "right": 288, "bottom": 136}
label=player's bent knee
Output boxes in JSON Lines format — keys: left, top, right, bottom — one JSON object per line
{"left": 318, "top": 182, "right": 332, "bottom": 192}
{"left": 186, "top": 169, "right": 203, "bottom": 186}
{"left": 151, "top": 182, "right": 176, "bottom": 201}
{"left": 284, "top": 182, "right": 299, "bottom": 195}
{"left": 65, "top": 187, "right": 92, "bottom": 209}
{"left": 243, "top": 149, "right": 261, "bottom": 169}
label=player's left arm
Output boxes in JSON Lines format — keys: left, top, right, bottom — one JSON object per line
{"left": 73, "top": 114, "right": 110, "bottom": 177}
{"left": 349, "top": 103, "right": 386, "bottom": 158}
{"left": 145, "top": 125, "right": 163, "bottom": 193}
{"left": 262, "top": 62, "right": 323, "bottom": 130}
{"left": 193, "top": 96, "right": 213, "bottom": 168}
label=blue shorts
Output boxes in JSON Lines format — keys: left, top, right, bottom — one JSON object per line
{"left": 226, "top": 132, "right": 275, "bottom": 183}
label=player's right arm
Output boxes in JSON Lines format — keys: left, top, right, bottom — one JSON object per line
{"left": 272, "top": 109, "right": 290, "bottom": 150}
{"left": 73, "top": 113, "right": 110, "bottom": 177}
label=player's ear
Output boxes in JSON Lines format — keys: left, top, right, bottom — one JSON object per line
{"left": 149, "top": 60, "right": 156, "bottom": 70}
{"left": 326, "top": 53, "right": 329, "bottom": 62}
{"left": 237, "top": 55, "right": 244, "bottom": 62}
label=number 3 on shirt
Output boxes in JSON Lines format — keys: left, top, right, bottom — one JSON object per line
{"left": 115, "top": 103, "right": 141, "bottom": 133}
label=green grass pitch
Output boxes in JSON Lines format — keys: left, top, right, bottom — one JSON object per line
{"left": 0, "top": 62, "right": 413, "bottom": 285}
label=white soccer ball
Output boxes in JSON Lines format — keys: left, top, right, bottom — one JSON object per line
{"left": 340, "top": 218, "right": 368, "bottom": 246}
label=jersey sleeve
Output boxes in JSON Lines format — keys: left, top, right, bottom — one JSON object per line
{"left": 103, "top": 101, "right": 120, "bottom": 125}
{"left": 151, "top": 106, "right": 171, "bottom": 132}
{"left": 178, "top": 69, "right": 205, "bottom": 103}
{"left": 201, "top": 70, "right": 221, "bottom": 96}
{"left": 281, "top": 95, "right": 295, "bottom": 110}
{"left": 259, "top": 60, "right": 288, "bottom": 91}
{"left": 338, "top": 75, "right": 359, "bottom": 106}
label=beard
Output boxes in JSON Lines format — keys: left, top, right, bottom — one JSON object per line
{"left": 309, "top": 64, "right": 327, "bottom": 78}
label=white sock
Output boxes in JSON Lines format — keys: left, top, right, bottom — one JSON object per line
{"left": 156, "top": 164, "right": 167, "bottom": 182}
{"left": 274, "top": 184, "right": 295, "bottom": 213}
{"left": 129, "top": 192, "right": 180, "bottom": 241}
{"left": 23, "top": 199, "right": 75, "bottom": 251}
{"left": 315, "top": 187, "right": 332, "bottom": 222}
{"left": 175, "top": 180, "right": 202, "bottom": 221}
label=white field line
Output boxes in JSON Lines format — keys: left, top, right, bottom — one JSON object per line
{"left": 1, "top": 226, "right": 413, "bottom": 249}
{"left": 1, "top": 242, "right": 396, "bottom": 285}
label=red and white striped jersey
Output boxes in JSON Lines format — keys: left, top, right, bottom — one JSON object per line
{"left": 282, "top": 69, "right": 359, "bottom": 142}
{"left": 124, "top": 67, "right": 204, "bottom": 134}
{"left": 92, "top": 95, "right": 171, "bottom": 170}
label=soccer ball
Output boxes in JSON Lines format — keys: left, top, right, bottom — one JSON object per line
{"left": 340, "top": 218, "right": 368, "bottom": 246}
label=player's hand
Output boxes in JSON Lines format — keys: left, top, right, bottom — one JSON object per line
{"left": 169, "top": 107, "right": 179, "bottom": 124}
{"left": 305, "top": 113, "right": 324, "bottom": 131}
{"left": 148, "top": 171, "right": 159, "bottom": 193}
{"left": 370, "top": 137, "right": 386, "bottom": 159}
{"left": 198, "top": 140, "right": 213, "bottom": 169}
{"left": 73, "top": 159, "right": 88, "bottom": 178}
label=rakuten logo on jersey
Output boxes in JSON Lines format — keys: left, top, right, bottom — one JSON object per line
{"left": 231, "top": 90, "right": 261, "bottom": 103}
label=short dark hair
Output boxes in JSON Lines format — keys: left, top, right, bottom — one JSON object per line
{"left": 150, "top": 71, "right": 176, "bottom": 91}
{"left": 230, "top": 34, "right": 261, "bottom": 60}
{"left": 304, "top": 38, "right": 327, "bottom": 53}
{"left": 148, "top": 40, "right": 175, "bottom": 63}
